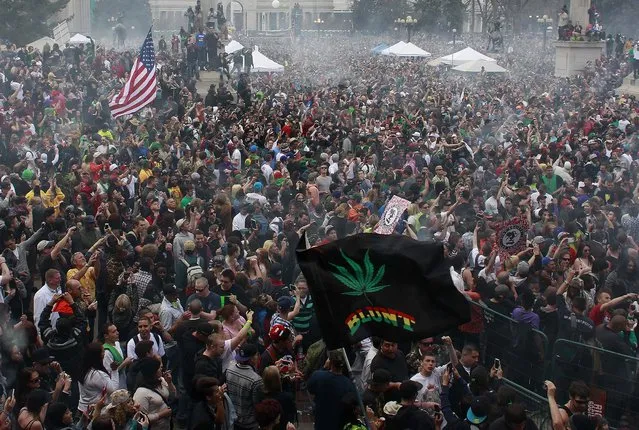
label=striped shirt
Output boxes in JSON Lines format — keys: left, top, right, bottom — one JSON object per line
{"left": 225, "top": 363, "right": 263, "bottom": 429}
{"left": 269, "top": 313, "right": 293, "bottom": 331}
{"left": 292, "top": 295, "right": 314, "bottom": 334}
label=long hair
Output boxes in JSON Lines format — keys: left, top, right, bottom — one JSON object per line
{"left": 44, "top": 402, "right": 70, "bottom": 430}
{"left": 138, "top": 358, "right": 162, "bottom": 390}
{"left": 262, "top": 366, "right": 282, "bottom": 394}
{"left": 15, "top": 367, "right": 37, "bottom": 410}
{"left": 79, "top": 342, "right": 109, "bottom": 383}
{"left": 26, "top": 389, "right": 49, "bottom": 415}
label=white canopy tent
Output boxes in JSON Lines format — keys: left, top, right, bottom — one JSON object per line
{"left": 69, "top": 33, "right": 91, "bottom": 45}
{"left": 225, "top": 39, "right": 244, "bottom": 54}
{"left": 380, "top": 41, "right": 431, "bottom": 57}
{"left": 27, "top": 37, "right": 57, "bottom": 52}
{"left": 251, "top": 47, "right": 284, "bottom": 73}
{"left": 380, "top": 41, "right": 406, "bottom": 55}
{"left": 429, "top": 47, "right": 496, "bottom": 67}
{"left": 452, "top": 59, "right": 508, "bottom": 73}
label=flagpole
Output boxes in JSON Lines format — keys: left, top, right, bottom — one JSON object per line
{"left": 297, "top": 232, "right": 372, "bottom": 428}
{"left": 339, "top": 347, "right": 373, "bottom": 430}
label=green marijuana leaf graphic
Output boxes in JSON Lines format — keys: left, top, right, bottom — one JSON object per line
{"left": 330, "top": 250, "right": 388, "bottom": 302}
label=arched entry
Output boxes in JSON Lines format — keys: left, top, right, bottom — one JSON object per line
{"left": 226, "top": 0, "right": 245, "bottom": 32}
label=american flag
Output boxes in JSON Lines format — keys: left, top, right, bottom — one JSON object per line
{"left": 109, "top": 29, "right": 158, "bottom": 118}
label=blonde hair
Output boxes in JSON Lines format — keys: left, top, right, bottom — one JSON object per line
{"left": 407, "top": 203, "right": 420, "bottom": 217}
{"left": 114, "top": 294, "right": 131, "bottom": 312}
{"left": 263, "top": 240, "right": 274, "bottom": 252}
{"left": 504, "top": 256, "right": 520, "bottom": 272}
{"left": 262, "top": 366, "right": 282, "bottom": 393}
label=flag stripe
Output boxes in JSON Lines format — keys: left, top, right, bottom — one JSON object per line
{"left": 113, "top": 62, "right": 152, "bottom": 106}
{"left": 109, "top": 30, "right": 157, "bottom": 118}
{"left": 110, "top": 66, "right": 157, "bottom": 116}
{"left": 111, "top": 63, "right": 156, "bottom": 115}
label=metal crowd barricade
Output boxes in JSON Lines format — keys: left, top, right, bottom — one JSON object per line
{"left": 469, "top": 300, "right": 550, "bottom": 395}
{"left": 549, "top": 338, "right": 639, "bottom": 427}
{"left": 468, "top": 300, "right": 639, "bottom": 427}
{"left": 501, "top": 379, "right": 552, "bottom": 430}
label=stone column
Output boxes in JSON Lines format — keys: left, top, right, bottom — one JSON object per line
{"left": 569, "top": 0, "right": 590, "bottom": 27}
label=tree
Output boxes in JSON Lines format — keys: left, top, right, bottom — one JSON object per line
{"left": 92, "top": 0, "right": 152, "bottom": 33}
{"left": 595, "top": 0, "right": 639, "bottom": 35}
{"left": 352, "top": 0, "right": 410, "bottom": 32}
{"left": 0, "top": 0, "right": 70, "bottom": 46}
{"left": 413, "top": 0, "right": 465, "bottom": 32}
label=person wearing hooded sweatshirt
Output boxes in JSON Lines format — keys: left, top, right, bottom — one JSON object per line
{"left": 38, "top": 291, "right": 85, "bottom": 409}
{"left": 38, "top": 292, "right": 84, "bottom": 374}
{"left": 440, "top": 367, "right": 494, "bottom": 430}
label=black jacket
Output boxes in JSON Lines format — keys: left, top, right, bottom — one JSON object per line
{"left": 38, "top": 303, "right": 84, "bottom": 379}
{"left": 391, "top": 404, "right": 435, "bottom": 430}
{"left": 595, "top": 324, "right": 635, "bottom": 380}
{"left": 189, "top": 400, "right": 221, "bottom": 430}
{"left": 194, "top": 353, "right": 224, "bottom": 384}
{"left": 126, "top": 359, "right": 146, "bottom": 393}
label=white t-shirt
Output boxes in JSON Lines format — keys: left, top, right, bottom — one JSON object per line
{"left": 123, "top": 174, "right": 138, "bottom": 199}
{"left": 103, "top": 342, "right": 127, "bottom": 389}
{"left": 126, "top": 333, "right": 165, "bottom": 359}
{"left": 231, "top": 148, "right": 242, "bottom": 167}
{"left": 411, "top": 365, "right": 447, "bottom": 401}
{"left": 222, "top": 339, "right": 234, "bottom": 371}
{"left": 329, "top": 161, "right": 339, "bottom": 175}
{"left": 261, "top": 164, "right": 273, "bottom": 185}
{"left": 619, "top": 119, "right": 630, "bottom": 132}
{"left": 232, "top": 212, "right": 249, "bottom": 231}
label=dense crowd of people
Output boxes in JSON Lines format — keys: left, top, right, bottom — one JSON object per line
{"left": 1, "top": 6, "right": 639, "bottom": 429}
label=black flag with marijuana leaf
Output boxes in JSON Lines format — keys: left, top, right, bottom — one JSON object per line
{"left": 296, "top": 233, "right": 471, "bottom": 349}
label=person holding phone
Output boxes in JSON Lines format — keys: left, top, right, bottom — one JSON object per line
{"left": 0, "top": 392, "right": 16, "bottom": 430}
{"left": 409, "top": 336, "right": 458, "bottom": 410}
{"left": 133, "top": 359, "right": 176, "bottom": 430}
{"left": 97, "top": 389, "right": 147, "bottom": 430}
{"left": 78, "top": 342, "right": 117, "bottom": 415}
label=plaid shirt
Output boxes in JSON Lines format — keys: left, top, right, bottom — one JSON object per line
{"left": 225, "top": 363, "right": 263, "bottom": 429}
{"left": 133, "top": 270, "right": 153, "bottom": 298}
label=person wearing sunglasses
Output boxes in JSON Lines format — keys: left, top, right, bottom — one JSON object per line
{"left": 545, "top": 380, "right": 590, "bottom": 430}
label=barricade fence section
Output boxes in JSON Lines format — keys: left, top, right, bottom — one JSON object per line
{"left": 550, "top": 339, "right": 639, "bottom": 427}
{"left": 501, "top": 379, "right": 552, "bottom": 430}
{"left": 469, "top": 300, "right": 639, "bottom": 428}
{"left": 470, "top": 301, "right": 550, "bottom": 394}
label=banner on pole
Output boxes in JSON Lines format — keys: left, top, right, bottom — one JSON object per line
{"left": 495, "top": 217, "right": 529, "bottom": 257}
{"left": 375, "top": 195, "right": 411, "bottom": 235}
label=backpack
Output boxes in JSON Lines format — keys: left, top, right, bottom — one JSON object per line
{"left": 132, "top": 332, "right": 162, "bottom": 349}
{"left": 180, "top": 257, "right": 204, "bottom": 296}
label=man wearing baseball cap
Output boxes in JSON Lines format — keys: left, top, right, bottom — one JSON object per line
{"left": 441, "top": 366, "right": 491, "bottom": 429}
{"left": 226, "top": 343, "right": 262, "bottom": 430}
{"left": 258, "top": 323, "right": 295, "bottom": 375}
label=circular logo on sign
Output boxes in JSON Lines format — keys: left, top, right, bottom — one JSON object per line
{"left": 383, "top": 207, "right": 399, "bottom": 226}
{"left": 500, "top": 226, "right": 522, "bottom": 248}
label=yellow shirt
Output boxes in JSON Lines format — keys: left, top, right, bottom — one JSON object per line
{"left": 97, "top": 129, "right": 114, "bottom": 141}
{"left": 139, "top": 169, "right": 153, "bottom": 184}
{"left": 25, "top": 187, "right": 65, "bottom": 215}
{"left": 67, "top": 267, "right": 96, "bottom": 302}
{"left": 168, "top": 186, "right": 184, "bottom": 207}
